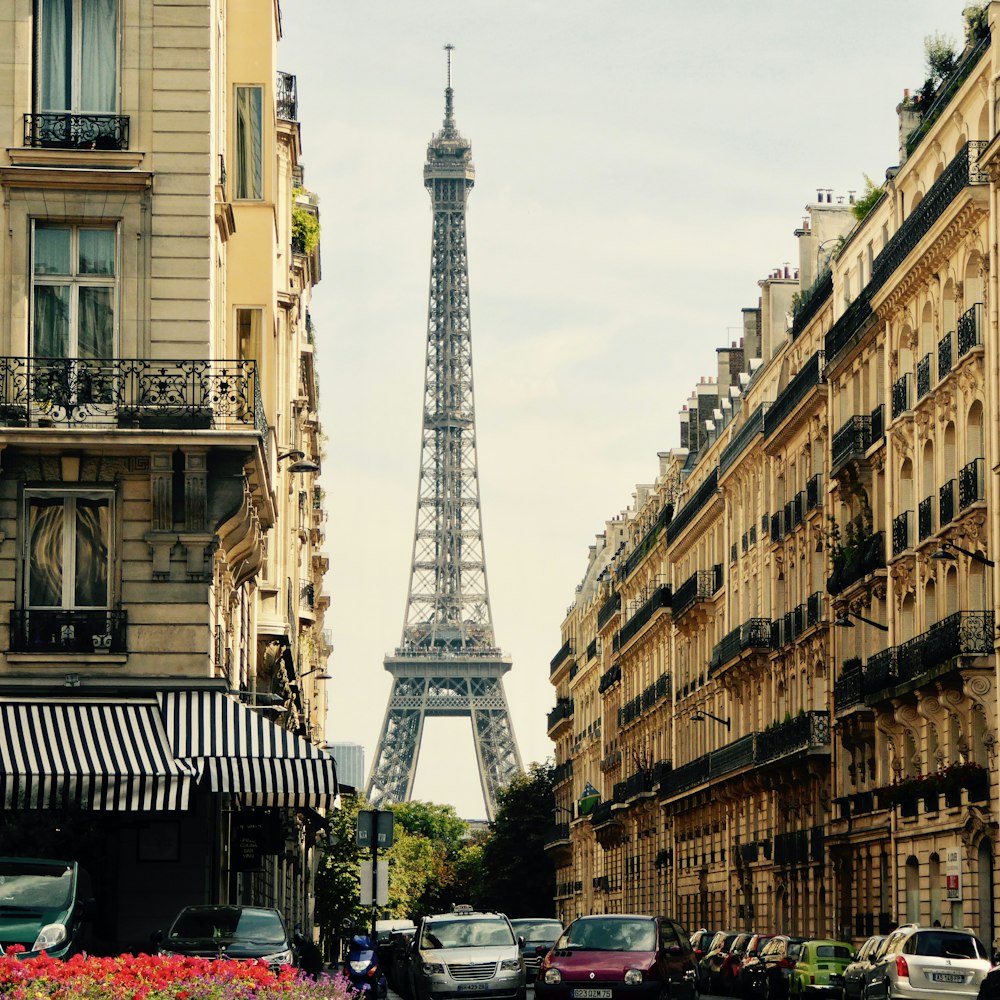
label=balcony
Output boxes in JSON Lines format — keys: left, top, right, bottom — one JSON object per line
{"left": 939, "top": 331, "right": 953, "bottom": 380}
{"left": 959, "top": 457, "right": 985, "bottom": 509}
{"left": 891, "top": 373, "right": 912, "bottom": 420}
{"left": 620, "top": 502, "right": 674, "bottom": 580}
{"left": 806, "top": 591, "right": 824, "bottom": 627}
{"left": 870, "top": 403, "right": 885, "bottom": 445}
{"left": 666, "top": 467, "right": 719, "bottom": 544}
{"left": 720, "top": 403, "right": 767, "bottom": 475}
{"left": 763, "top": 351, "right": 825, "bottom": 438}
{"left": 834, "top": 659, "right": 864, "bottom": 714}
{"left": 672, "top": 570, "right": 715, "bottom": 619}
{"left": 618, "top": 585, "right": 671, "bottom": 648}
{"left": 757, "top": 711, "right": 830, "bottom": 764}
{"left": 774, "top": 825, "right": 824, "bottom": 867}
{"left": 23, "top": 112, "right": 129, "bottom": 150}
{"left": 791, "top": 270, "right": 833, "bottom": 339}
{"left": 598, "top": 661, "right": 621, "bottom": 693}
{"left": 939, "top": 479, "right": 956, "bottom": 527}
{"left": 831, "top": 415, "right": 872, "bottom": 476}
{"left": 597, "top": 591, "right": 621, "bottom": 631}
{"left": 957, "top": 302, "right": 983, "bottom": 357}
{"left": 552, "top": 760, "right": 574, "bottom": 786}
{"left": 806, "top": 473, "right": 823, "bottom": 511}
{"left": 549, "top": 640, "right": 574, "bottom": 675}
{"left": 0, "top": 358, "right": 266, "bottom": 433}
{"left": 771, "top": 510, "right": 785, "bottom": 541}
{"left": 547, "top": 698, "right": 574, "bottom": 733}
{"left": 613, "top": 768, "right": 656, "bottom": 803}
{"left": 827, "top": 531, "right": 885, "bottom": 596}
{"left": 918, "top": 496, "right": 934, "bottom": 542}
{"left": 299, "top": 583, "right": 315, "bottom": 609}
{"left": 916, "top": 353, "right": 932, "bottom": 401}
{"left": 276, "top": 71, "right": 298, "bottom": 121}
{"left": 544, "top": 824, "right": 571, "bottom": 849}
{"left": 892, "top": 510, "right": 912, "bottom": 557}
{"left": 10, "top": 609, "right": 127, "bottom": 654}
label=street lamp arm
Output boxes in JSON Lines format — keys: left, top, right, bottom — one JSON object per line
{"left": 945, "top": 541, "right": 995, "bottom": 567}
{"left": 692, "top": 709, "right": 731, "bottom": 730}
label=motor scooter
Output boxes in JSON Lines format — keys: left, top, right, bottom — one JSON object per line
{"left": 345, "top": 933, "right": 388, "bottom": 998}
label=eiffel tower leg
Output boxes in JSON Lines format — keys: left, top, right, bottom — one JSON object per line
{"left": 470, "top": 679, "right": 523, "bottom": 821}
{"left": 366, "top": 677, "right": 426, "bottom": 808}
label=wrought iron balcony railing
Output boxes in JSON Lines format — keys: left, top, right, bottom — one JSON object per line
{"left": 0, "top": 357, "right": 266, "bottom": 434}
{"left": 918, "top": 496, "right": 934, "bottom": 541}
{"left": 598, "top": 661, "right": 621, "bottom": 693}
{"left": 618, "top": 585, "right": 671, "bottom": 648}
{"left": 619, "top": 501, "right": 673, "bottom": 580}
{"left": 720, "top": 403, "right": 767, "bottom": 475}
{"left": 870, "top": 403, "right": 885, "bottom": 445}
{"left": 597, "top": 591, "right": 621, "bottom": 631}
{"left": 276, "top": 71, "right": 298, "bottom": 121}
{"left": 959, "top": 457, "right": 985, "bottom": 509}
{"left": 827, "top": 531, "right": 885, "bottom": 596}
{"left": 807, "top": 473, "right": 823, "bottom": 510}
{"left": 23, "top": 112, "right": 129, "bottom": 150}
{"left": 10, "top": 609, "right": 127, "bottom": 653}
{"left": 807, "top": 591, "right": 823, "bottom": 627}
{"left": 730, "top": 542, "right": 738, "bottom": 564}
{"left": 552, "top": 759, "right": 573, "bottom": 786}
{"left": 891, "top": 373, "right": 912, "bottom": 419}
{"left": 938, "top": 331, "right": 953, "bottom": 379}
{"left": 939, "top": 479, "right": 956, "bottom": 527}
{"left": 834, "top": 659, "right": 864, "bottom": 714}
{"left": 547, "top": 698, "right": 574, "bottom": 732}
{"left": 916, "top": 353, "right": 932, "bottom": 400}
{"left": 299, "top": 583, "right": 315, "bottom": 609}
{"left": 763, "top": 351, "right": 825, "bottom": 437}
{"left": 544, "top": 823, "right": 570, "bottom": 848}
{"left": 757, "top": 711, "right": 831, "bottom": 765}
{"left": 957, "top": 302, "right": 983, "bottom": 357}
{"left": 831, "top": 415, "right": 872, "bottom": 475}
{"left": 892, "top": 510, "right": 913, "bottom": 556}
{"left": 711, "top": 620, "right": 769, "bottom": 674}
{"left": 791, "top": 269, "right": 833, "bottom": 339}
{"left": 771, "top": 509, "right": 784, "bottom": 541}
{"left": 672, "top": 570, "right": 715, "bottom": 619}
{"left": 666, "top": 467, "right": 719, "bottom": 544}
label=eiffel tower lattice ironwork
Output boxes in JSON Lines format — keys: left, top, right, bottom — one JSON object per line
{"left": 366, "top": 48, "right": 523, "bottom": 821}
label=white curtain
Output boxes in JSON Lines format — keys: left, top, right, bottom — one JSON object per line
{"left": 39, "top": 0, "right": 69, "bottom": 112}
{"left": 79, "top": 0, "right": 117, "bottom": 111}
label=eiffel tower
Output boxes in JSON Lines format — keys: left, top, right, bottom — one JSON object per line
{"left": 365, "top": 48, "right": 523, "bottom": 821}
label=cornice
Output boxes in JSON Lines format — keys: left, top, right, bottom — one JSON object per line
{"left": 0, "top": 163, "right": 152, "bottom": 192}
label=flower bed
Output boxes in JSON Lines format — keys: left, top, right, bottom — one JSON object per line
{"left": 0, "top": 949, "right": 355, "bottom": 999}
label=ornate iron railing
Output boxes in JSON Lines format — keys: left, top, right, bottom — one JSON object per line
{"left": 825, "top": 285, "right": 874, "bottom": 363}
{"left": 938, "top": 331, "right": 953, "bottom": 379}
{"left": 549, "top": 640, "right": 574, "bottom": 675}
{"left": 720, "top": 403, "right": 768, "bottom": 475}
{"left": 939, "top": 479, "right": 956, "bottom": 526}
{"left": 598, "top": 661, "right": 621, "bottom": 693}
{"left": 827, "top": 531, "right": 885, "bottom": 596}
{"left": 552, "top": 760, "right": 573, "bottom": 786}
{"left": 276, "top": 71, "right": 298, "bottom": 121}
{"left": 758, "top": 711, "right": 831, "bottom": 765}
{"left": 892, "top": 510, "right": 912, "bottom": 556}
{"left": 807, "top": 473, "right": 823, "bottom": 510}
{"left": 895, "top": 611, "right": 994, "bottom": 686}
{"left": 672, "top": 570, "right": 715, "bottom": 619}
{"left": 710, "top": 625, "right": 742, "bottom": 673}
{"left": 807, "top": 591, "right": 823, "bottom": 627}
{"left": 0, "top": 357, "right": 266, "bottom": 433}
{"left": 831, "top": 415, "right": 872, "bottom": 475}
{"left": 957, "top": 302, "right": 983, "bottom": 357}
{"left": 10, "top": 609, "right": 127, "bottom": 653}
{"left": 916, "top": 353, "right": 932, "bottom": 400}
{"left": 586, "top": 638, "right": 598, "bottom": 661}
{"left": 666, "top": 467, "right": 719, "bottom": 544}
{"left": 918, "top": 496, "right": 934, "bottom": 541}
{"left": 791, "top": 269, "right": 833, "bottom": 338}
{"left": 544, "top": 823, "right": 570, "bottom": 847}
{"left": 870, "top": 403, "right": 885, "bottom": 445}
{"left": 771, "top": 509, "right": 784, "bottom": 541}
{"left": 891, "top": 373, "right": 912, "bottom": 419}
{"left": 547, "top": 698, "right": 574, "bottom": 731}
{"left": 597, "top": 591, "right": 621, "bottom": 631}
{"left": 23, "top": 112, "right": 129, "bottom": 150}
{"left": 618, "top": 585, "right": 671, "bottom": 648}
{"left": 959, "top": 457, "right": 985, "bottom": 509}
{"left": 763, "top": 351, "right": 825, "bottom": 437}
{"left": 834, "top": 660, "right": 864, "bottom": 713}
{"left": 619, "top": 500, "right": 673, "bottom": 579}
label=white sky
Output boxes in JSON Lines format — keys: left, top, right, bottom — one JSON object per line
{"left": 281, "top": 1, "right": 966, "bottom": 819}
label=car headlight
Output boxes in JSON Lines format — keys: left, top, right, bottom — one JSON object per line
{"left": 624, "top": 969, "right": 643, "bottom": 985}
{"left": 261, "top": 950, "right": 294, "bottom": 965}
{"left": 422, "top": 962, "right": 445, "bottom": 975}
{"left": 32, "top": 924, "right": 68, "bottom": 953}
{"left": 501, "top": 959, "right": 521, "bottom": 971}
{"left": 543, "top": 968, "right": 562, "bottom": 985}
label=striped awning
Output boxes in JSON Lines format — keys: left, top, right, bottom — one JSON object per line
{"left": 157, "top": 691, "right": 339, "bottom": 808}
{"left": 0, "top": 699, "right": 196, "bottom": 811}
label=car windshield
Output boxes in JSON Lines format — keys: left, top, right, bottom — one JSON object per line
{"left": 0, "top": 861, "right": 74, "bottom": 910}
{"left": 815, "top": 945, "right": 852, "bottom": 960}
{"left": 559, "top": 918, "right": 656, "bottom": 953}
{"left": 511, "top": 920, "right": 562, "bottom": 941}
{"left": 910, "top": 932, "right": 984, "bottom": 959}
{"left": 170, "top": 906, "right": 286, "bottom": 945}
{"left": 421, "top": 918, "right": 514, "bottom": 949}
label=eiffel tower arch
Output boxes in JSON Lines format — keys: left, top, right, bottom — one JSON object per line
{"left": 365, "top": 48, "right": 522, "bottom": 821}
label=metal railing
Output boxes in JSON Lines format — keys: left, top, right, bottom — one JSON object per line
{"left": 958, "top": 302, "right": 983, "bottom": 357}
{"left": 618, "top": 585, "right": 671, "bottom": 648}
{"left": 791, "top": 269, "right": 833, "bottom": 338}
{"left": 827, "top": 531, "right": 885, "bottom": 596}
{"left": 870, "top": 403, "right": 885, "bottom": 444}
{"left": 757, "top": 712, "right": 830, "bottom": 765}
{"left": 23, "top": 112, "right": 129, "bottom": 150}
{"left": 672, "top": 570, "right": 715, "bottom": 619}
{"left": 918, "top": 496, "right": 934, "bottom": 541}
{"left": 940, "top": 479, "right": 956, "bottom": 526}
{"left": 807, "top": 473, "right": 823, "bottom": 510}
{"left": 10, "top": 609, "right": 127, "bottom": 653}
{"left": 276, "top": 71, "right": 298, "bottom": 121}
{"left": 892, "top": 510, "right": 912, "bottom": 556}
{"left": 807, "top": 591, "right": 823, "bottom": 627}
{"left": 959, "top": 457, "right": 985, "bottom": 509}
{"left": 547, "top": 698, "right": 574, "bottom": 731}
{"left": 834, "top": 660, "right": 864, "bottom": 714}
{"left": 763, "top": 352, "right": 825, "bottom": 437}
{"left": 550, "top": 640, "right": 574, "bottom": 674}
{"left": 831, "top": 415, "right": 872, "bottom": 475}
{"left": 0, "top": 357, "right": 266, "bottom": 433}
{"left": 666, "top": 467, "right": 719, "bottom": 544}
{"left": 891, "top": 373, "right": 912, "bottom": 419}
{"left": 598, "top": 661, "right": 621, "bottom": 693}
{"left": 916, "top": 353, "right": 932, "bottom": 400}
{"left": 597, "top": 591, "right": 621, "bottom": 631}
{"left": 938, "top": 331, "right": 953, "bottom": 379}
{"left": 720, "top": 405, "right": 768, "bottom": 475}
{"left": 619, "top": 500, "right": 673, "bottom": 580}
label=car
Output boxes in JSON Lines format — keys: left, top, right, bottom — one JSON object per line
{"left": 390, "top": 927, "right": 418, "bottom": 995}
{"left": 716, "top": 933, "right": 753, "bottom": 997}
{"left": 535, "top": 913, "right": 698, "bottom": 1000}
{"left": 155, "top": 904, "right": 296, "bottom": 969}
{"left": 734, "top": 934, "right": 776, "bottom": 997}
{"left": 698, "top": 931, "right": 742, "bottom": 994}
{"left": 860, "top": 925, "right": 990, "bottom": 999}
{"left": 691, "top": 928, "right": 721, "bottom": 967}
{"left": 510, "top": 918, "right": 563, "bottom": 982}
{"left": 787, "top": 939, "right": 853, "bottom": 997}
{"left": 409, "top": 909, "right": 526, "bottom": 1000}
{"left": 741, "top": 935, "right": 805, "bottom": 999}
{"left": 842, "top": 936, "right": 883, "bottom": 1000}
{"left": 0, "top": 857, "right": 98, "bottom": 959}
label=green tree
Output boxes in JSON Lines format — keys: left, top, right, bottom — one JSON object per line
{"left": 314, "top": 795, "right": 370, "bottom": 951}
{"left": 391, "top": 801, "right": 468, "bottom": 856}
{"left": 473, "top": 763, "right": 556, "bottom": 917}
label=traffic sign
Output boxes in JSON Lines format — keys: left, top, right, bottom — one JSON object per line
{"left": 357, "top": 809, "right": 395, "bottom": 849}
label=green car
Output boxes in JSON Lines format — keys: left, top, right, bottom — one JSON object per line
{"left": 789, "top": 939, "right": 854, "bottom": 997}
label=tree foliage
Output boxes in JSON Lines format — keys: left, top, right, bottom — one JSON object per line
{"left": 471, "top": 763, "right": 556, "bottom": 917}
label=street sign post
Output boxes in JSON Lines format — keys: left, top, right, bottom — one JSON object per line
{"left": 357, "top": 809, "right": 395, "bottom": 935}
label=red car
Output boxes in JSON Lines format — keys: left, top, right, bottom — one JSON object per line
{"left": 535, "top": 914, "right": 698, "bottom": 1000}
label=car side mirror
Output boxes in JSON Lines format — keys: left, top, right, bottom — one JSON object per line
{"left": 151, "top": 929, "right": 164, "bottom": 948}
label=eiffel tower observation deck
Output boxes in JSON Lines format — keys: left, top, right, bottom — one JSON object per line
{"left": 365, "top": 48, "right": 523, "bottom": 821}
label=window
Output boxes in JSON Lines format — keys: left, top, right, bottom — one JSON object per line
{"left": 234, "top": 86, "right": 263, "bottom": 199}
{"left": 35, "top": 0, "right": 118, "bottom": 113}
{"left": 25, "top": 491, "right": 111, "bottom": 610}
{"left": 32, "top": 224, "right": 116, "bottom": 359}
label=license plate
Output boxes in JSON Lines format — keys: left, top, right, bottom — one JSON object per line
{"left": 571, "top": 990, "right": 612, "bottom": 998}
{"left": 457, "top": 985, "right": 489, "bottom": 992}
{"left": 932, "top": 973, "right": 965, "bottom": 983}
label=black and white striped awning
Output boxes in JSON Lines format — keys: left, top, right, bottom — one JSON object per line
{"left": 158, "top": 691, "right": 339, "bottom": 808}
{"left": 0, "top": 699, "right": 196, "bottom": 811}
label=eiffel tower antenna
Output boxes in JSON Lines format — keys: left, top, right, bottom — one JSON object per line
{"left": 366, "top": 48, "right": 523, "bottom": 820}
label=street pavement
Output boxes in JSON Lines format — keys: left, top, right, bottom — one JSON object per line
{"left": 386, "top": 986, "right": 731, "bottom": 1000}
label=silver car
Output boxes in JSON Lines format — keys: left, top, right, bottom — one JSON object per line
{"left": 843, "top": 935, "right": 883, "bottom": 1000}
{"left": 860, "top": 926, "right": 990, "bottom": 999}
{"left": 411, "top": 911, "right": 526, "bottom": 1000}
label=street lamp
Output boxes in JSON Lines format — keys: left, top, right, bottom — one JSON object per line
{"left": 834, "top": 611, "right": 888, "bottom": 632}
{"left": 277, "top": 449, "right": 320, "bottom": 474}
{"left": 691, "top": 710, "right": 731, "bottom": 731}
{"left": 292, "top": 667, "right": 332, "bottom": 685}
{"left": 930, "top": 540, "right": 995, "bottom": 567}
